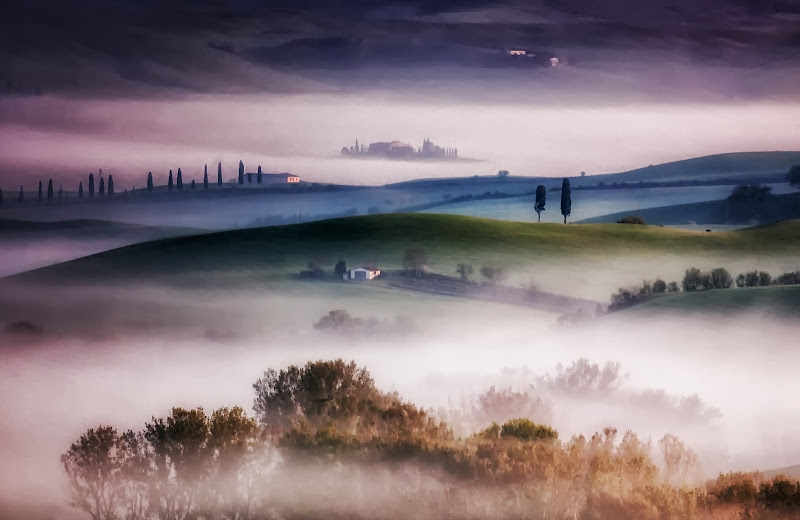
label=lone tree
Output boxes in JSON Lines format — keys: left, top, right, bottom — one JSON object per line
{"left": 58, "top": 185, "right": 63, "bottom": 200}
{"left": 257, "top": 165, "right": 263, "bottom": 184}
{"left": 534, "top": 185, "right": 546, "bottom": 222}
{"left": 217, "top": 162, "right": 223, "bottom": 187}
{"left": 168, "top": 170, "right": 174, "bottom": 191}
{"left": 787, "top": 164, "right": 800, "bottom": 189}
{"left": 107, "top": 175, "right": 114, "bottom": 196}
{"left": 498, "top": 170, "right": 510, "bottom": 179}
{"left": 177, "top": 168, "right": 183, "bottom": 190}
{"left": 560, "top": 178, "right": 571, "bottom": 223}
{"left": 203, "top": 164, "right": 208, "bottom": 189}
{"left": 191, "top": 179, "right": 196, "bottom": 190}
{"left": 480, "top": 265, "right": 506, "bottom": 285}
{"left": 88, "top": 173, "right": 95, "bottom": 197}
{"left": 457, "top": 262, "right": 474, "bottom": 282}
{"left": 18, "top": 186, "right": 23, "bottom": 203}
{"left": 403, "top": 248, "right": 428, "bottom": 277}
{"left": 238, "top": 160, "right": 244, "bottom": 184}
{"left": 78, "top": 181, "right": 84, "bottom": 199}
{"left": 334, "top": 259, "right": 347, "bottom": 278}
{"left": 99, "top": 176, "right": 105, "bottom": 196}
{"left": 38, "top": 180, "right": 43, "bottom": 202}
{"left": 147, "top": 171, "right": 154, "bottom": 191}
{"left": 47, "top": 179, "right": 54, "bottom": 201}
{"left": 0, "top": 188, "right": 3, "bottom": 206}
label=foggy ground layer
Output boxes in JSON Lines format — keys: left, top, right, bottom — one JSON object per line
{"left": 1, "top": 216, "right": 799, "bottom": 517}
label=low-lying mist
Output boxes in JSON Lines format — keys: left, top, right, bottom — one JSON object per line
{"left": 1, "top": 279, "right": 798, "bottom": 517}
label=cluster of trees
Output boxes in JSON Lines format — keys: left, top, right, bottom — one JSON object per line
{"left": 609, "top": 278, "right": 679, "bottom": 312}
{"left": 62, "top": 359, "right": 800, "bottom": 520}
{"left": 609, "top": 264, "right": 800, "bottom": 311}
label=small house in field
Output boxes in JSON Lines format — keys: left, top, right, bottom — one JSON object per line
{"left": 252, "top": 173, "right": 301, "bottom": 184}
{"left": 345, "top": 267, "right": 381, "bottom": 280}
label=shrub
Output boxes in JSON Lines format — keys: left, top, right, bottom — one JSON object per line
{"left": 652, "top": 279, "right": 667, "bottom": 293}
{"left": 667, "top": 282, "right": 679, "bottom": 293}
{"left": 617, "top": 216, "right": 645, "bottom": 225}
{"left": 499, "top": 418, "right": 558, "bottom": 442}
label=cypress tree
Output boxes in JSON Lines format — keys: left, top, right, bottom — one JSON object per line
{"left": 168, "top": 170, "right": 174, "bottom": 191}
{"left": 191, "top": 179, "right": 196, "bottom": 190}
{"left": 147, "top": 172, "right": 154, "bottom": 192}
{"left": 89, "top": 173, "right": 95, "bottom": 197}
{"left": 58, "top": 185, "right": 63, "bottom": 200}
{"left": 257, "top": 165, "right": 262, "bottom": 184}
{"left": 535, "top": 185, "right": 546, "bottom": 223}
{"left": 217, "top": 162, "right": 222, "bottom": 187}
{"left": 177, "top": 168, "right": 183, "bottom": 190}
{"left": 0, "top": 188, "right": 3, "bottom": 206}
{"left": 238, "top": 161, "right": 244, "bottom": 184}
{"left": 18, "top": 186, "right": 23, "bottom": 203}
{"left": 79, "top": 181, "right": 84, "bottom": 199}
{"left": 560, "top": 178, "right": 571, "bottom": 224}
{"left": 203, "top": 164, "right": 208, "bottom": 189}
{"left": 47, "top": 179, "right": 54, "bottom": 201}
{"left": 38, "top": 180, "right": 43, "bottom": 202}
{"left": 247, "top": 172, "right": 252, "bottom": 184}
{"left": 99, "top": 176, "right": 105, "bottom": 196}
{"left": 108, "top": 175, "right": 114, "bottom": 196}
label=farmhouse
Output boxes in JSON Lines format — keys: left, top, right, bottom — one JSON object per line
{"left": 250, "top": 173, "right": 301, "bottom": 184}
{"left": 345, "top": 267, "right": 381, "bottom": 281}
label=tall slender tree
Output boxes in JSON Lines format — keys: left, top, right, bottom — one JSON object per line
{"left": 108, "top": 175, "right": 114, "bottom": 196}
{"left": 177, "top": 168, "right": 183, "bottom": 190}
{"left": 560, "top": 178, "right": 571, "bottom": 224}
{"left": 88, "top": 173, "right": 95, "bottom": 197}
{"left": 534, "top": 185, "right": 546, "bottom": 223}
{"left": 47, "top": 179, "right": 54, "bottom": 201}
{"left": 147, "top": 172, "right": 154, "bottom": 192}
{"left": 18, "top": 185, "right": 23, "bottom": 203}
{"left": 191, "top": 179, "right": 196, "bottom": 190}
{"left": 203, "top": 164, "right": 209, "bottom": 189}
{"left": 217, "top": 162, "right": 222, "bottom": 187}
{"left": 79, "top": 181, "right": 84, "bottom": 199}
{"left": 58, "top": 185, "right": 64, "bottom": 200}
{"left": 38, "top": 180, "right": 43, "bottom": 202}
{"left": 99, "top": 176, "right": 105, "bottom": 196}
{"left": 247, "top": 172, "right": 252, "bottom": 184}
{"left": 238, "top": 161, "right": 244, "bottom": 184}
{"left": 168, "top": 170, "right": 174, "bottom": 191}
{"left": 0, "top": 188, "right": 3, "bottom": 206}
{"left": 257, "top": 165, "right": 263, "bottom": 184}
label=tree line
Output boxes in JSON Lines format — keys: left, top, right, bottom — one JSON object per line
{"left": 609, "top": 266, "right": 800, "bottom": 312}
{"left": 61, "top": 359, "right": 800, "bottom": 520}
{"left": 3, "top": 160, "right": 280, "bottom": 207}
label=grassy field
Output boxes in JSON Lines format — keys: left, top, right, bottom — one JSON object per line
{"left": 10, "top": 214, "right": 800, "bottom": 295}
{"left": 620, "top": 285, "right": 800, "bottom": 317}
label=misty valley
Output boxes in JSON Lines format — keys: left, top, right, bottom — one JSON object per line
{"left": 3, "top": 0, "right": 800, "bottom": 518}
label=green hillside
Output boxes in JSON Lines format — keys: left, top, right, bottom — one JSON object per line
{"left": 619, "top": 285, "right": 800, "bottom": 317}
{"left": 593, "top": 151, "right": 800, "bottom": 184}
{"left": 11, "top": 214, "right": 800, "bottom": 285}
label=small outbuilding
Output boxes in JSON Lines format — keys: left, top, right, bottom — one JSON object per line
{"left": 345, "top": 267, "right": 381, "bottom": 280}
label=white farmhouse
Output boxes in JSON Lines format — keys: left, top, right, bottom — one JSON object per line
{"left": 345, "top": 267, "right": 381, "bottom": 281}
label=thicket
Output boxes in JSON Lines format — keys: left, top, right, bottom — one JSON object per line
{"left": 61, "top": 360, "right": 800, "bottom": 520}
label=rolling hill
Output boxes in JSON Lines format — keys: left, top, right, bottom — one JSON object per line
{"left": 9, "top": 214, "right": 800, "bottom": 285}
